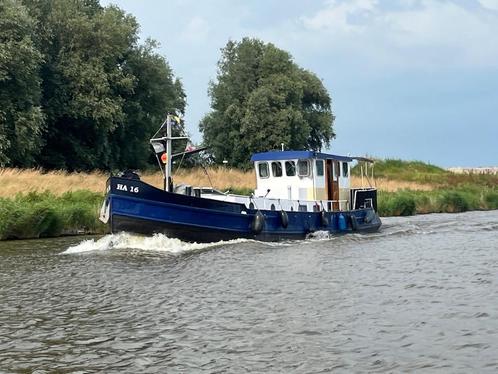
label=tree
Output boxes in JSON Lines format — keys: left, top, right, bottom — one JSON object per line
{"left": 200, "top": 38, "right": 335, "bottom": 168}
{"left": 0, "top": 0, "right": 44, "bottom": 167}
{"left": 109, "top": 39, "right": 186, "bottom": 169}
{"left": 1, "top": 0, "right": 186, "bottom": 171}
{"left": 27, "top": 1, "right": 141, "bottom": 170}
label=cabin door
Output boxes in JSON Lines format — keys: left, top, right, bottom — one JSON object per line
{"left": 326, "top": 160, "right": 340, "bottom": 210}
{"left": 325, "top": 160, "right": 334, "bottom": 211}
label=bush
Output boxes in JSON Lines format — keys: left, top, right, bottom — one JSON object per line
{"left": 484, "top": 191, "right": 498, "bottom": 209}
{"left": 378, "top": 191, "right": 416, "bottom": 216}
{"left": 0, "top": 190, "right": 106, "bottom": 240}
{"left": 437, "top": 191, "right": 470, "bottom": 213}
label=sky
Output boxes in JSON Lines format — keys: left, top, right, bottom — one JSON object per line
{"left": 102, "top": 0, "right": 498, "bottom": 167}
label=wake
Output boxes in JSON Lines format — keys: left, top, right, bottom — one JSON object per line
{"left": 62, "top": 232, "right": 250, "bottom": 255}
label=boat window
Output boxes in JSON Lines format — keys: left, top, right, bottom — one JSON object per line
{"left": 258, "top": 162, "right": 269, "bottom": 178}
{"left": 285, "top": 161, "right": 296, "bottom": 176}
{"left": 342, "top": 162, "right": 349, "bottom": 177}
{"left": 298, "top": 160, "right": 310, "bottom": 177}
{"left": 271, "top": 161, "right": 283, "bottom": 177}
{"left": 316, "top": 160, "right": 324, "bottom": 177}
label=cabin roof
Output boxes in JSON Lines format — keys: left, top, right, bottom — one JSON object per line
{"left": 250, "top": 151, "right": 353, "bottom": 162}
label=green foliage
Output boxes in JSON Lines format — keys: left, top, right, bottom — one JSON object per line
{"left": 354, "top": 159, "right": 498, "bottom": 189}
{"left": 484, "top": 191, "right": 498, "bottom": 209}
{"left": 372, "top": 159, "right": 447, "bottom": 175}
{"left": 110, "top": 40, "right": 186, "bottom": 169}
{"left": 378, "top": 191, "right": 416, "bottom": 216}
{"left": 0, "top": 190, "right": 106, "bottom": 240}
{"left": 378, "top": 186, "right": 498, "bottom": 217}
{"left": 201, "top": 38, "right": 335, "bottom": 168}
{"left": 0, "top": 0, "right": 185, "bottom": 171}
{"left": 0, "top": 0, "right": 45, "bottom": 167}
{"left": 353, "top": 159, "right": 448, "bottom": 184}
{"left": 437, "top": 190, "right": 475, "bottom": 213}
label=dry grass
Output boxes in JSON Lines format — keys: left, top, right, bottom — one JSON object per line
{"left": 142, "top": 167, "right": 256, "bottom": 191}
{"left": 351, "top": 177, "right": 434, "bottom": 192}
{"left": 0, "top": 167, "right": 257, "bottom": 197}
{"left": 0, "top": 168, "right": 109, "bottom": 197}
{"left": 0, "top": 167, "right": 433, "bottom": 198}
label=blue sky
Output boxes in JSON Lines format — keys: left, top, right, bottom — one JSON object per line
{"left": 102, "top": 0, "right": 498, "bottom": 167}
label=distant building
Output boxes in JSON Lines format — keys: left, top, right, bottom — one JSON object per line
{"left": 448, "top": 167, "right": 498, "bottom": 175}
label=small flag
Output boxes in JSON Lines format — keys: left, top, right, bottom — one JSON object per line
{"left": 170, "top": 115, "right": 181, "bottom": 125}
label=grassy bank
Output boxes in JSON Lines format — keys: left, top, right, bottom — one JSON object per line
{"left": 362, "top": 159, "right": 498, "bottom": 188}
{"left": 0, "top": 191, "right": 106, "bottom": 240}
{"left": 378, "top": 187, "right": 498, "bottom": 216}
{"left": 0, "top": 160, "right": 496, "bottom": 240}
{"left": 366, "top": 159, "right": 498, "bottom": 216}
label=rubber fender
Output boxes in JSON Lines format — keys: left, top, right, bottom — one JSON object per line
{"left": 279, "top": 210, "right": 289, "bottom": 228}
{"left": 365, "top": 209, "right": 376, "bottom": 224}
{"left": 320, "top": 210, "right": 329, "bottom": 226}
{"left": 350, "top": 215, "right": 358, "bottom": 231}
{"left": 251, "top": 211, "right": 265, "bottom": 234}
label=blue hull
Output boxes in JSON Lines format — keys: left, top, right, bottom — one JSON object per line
{"left": 103, "top": 177, "right": 381, "bottom": 242}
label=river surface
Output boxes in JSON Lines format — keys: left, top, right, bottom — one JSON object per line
{"left": 1, "top": 210, "right": 498, "bottom": 373}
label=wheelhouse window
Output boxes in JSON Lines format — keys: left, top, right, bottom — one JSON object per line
{"left": 342, "top": 162, "right": 349, "bottom": 177}
{"left": 316, "top": 160, "right": 324, "bottom": 177}
{"left": 271, "top": 161, "right": 283, "bottom": 177}
{"left": 298, "top": 160, "right": 310, "bottom": 177}
{"left": 258, "top": 162, "right": 269, "bottom": 178}
{"left": 285, "top": 161, "right": 296, "bottom": 176}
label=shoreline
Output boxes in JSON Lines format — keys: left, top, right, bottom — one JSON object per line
{"left": 1, "top": 161, "right": 497, "bottom": 241}
{"left": 1, "top": 207, "right": 497, "bottom": 242}
{"left": 1, "top": 187, "right": 497, "bottom": 241}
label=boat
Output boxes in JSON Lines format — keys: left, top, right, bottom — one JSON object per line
{"left": 99, "top": 115, "right": 381, "bottom": 242}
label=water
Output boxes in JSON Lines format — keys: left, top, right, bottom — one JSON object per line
{"left": 1, "top": 210, "right": 498, "bottom": 373}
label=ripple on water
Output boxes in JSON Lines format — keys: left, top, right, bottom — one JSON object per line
{"left": 0, "top": 210, "right": 498, "bottom": 372}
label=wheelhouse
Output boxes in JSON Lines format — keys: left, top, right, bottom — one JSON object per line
{"left": 251, "top": 151, "right": 353, "bottom": 211}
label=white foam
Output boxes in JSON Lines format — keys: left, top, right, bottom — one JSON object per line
{"left": 62, "top": 232, "right": 250, "bottom": 255}
{"left": 306, "top": 230, "right": 332, "bottom": 241}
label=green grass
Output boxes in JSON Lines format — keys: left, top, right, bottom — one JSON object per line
{"left": 372, "top": 159, "right": 447, "bottom": 176}
{"left": 353, "top": 158, "right": 448, "bottom": 182}
{"left": 0, "top": 191, "right": 107, "bottom": 240}
{"left": 378, "top": 186, "right": 498, "bottom": 217}
{"left": 354, "top": 158, "right": 498, "bottom": 187}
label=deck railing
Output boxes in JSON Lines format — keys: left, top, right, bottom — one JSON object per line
{"left": 208, "top": 193, "right": 350, "bottom": 212}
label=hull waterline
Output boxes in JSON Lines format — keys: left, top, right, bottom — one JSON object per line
{"left": 102, "top": 177, "right": 381, "bottom": 243}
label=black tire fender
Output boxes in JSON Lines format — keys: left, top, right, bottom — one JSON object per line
{"left": 350, "top": 214, "right": 358, "bottom": 231}
{"left": 251, "top": 211, "right": 265, "bottom": 234}
{"left": 279, "top": 210, "right": 289, "bottom": 228}
{"left": 320, "top": 210, "right": 329, "bottom": 226}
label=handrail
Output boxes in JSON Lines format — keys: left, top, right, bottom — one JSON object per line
{"left": 203, "top": 192, "right": 351, "bottom": 212}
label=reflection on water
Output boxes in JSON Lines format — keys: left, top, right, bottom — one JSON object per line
{"left": 1, "top": 210, "right": 498, "bottom": 372}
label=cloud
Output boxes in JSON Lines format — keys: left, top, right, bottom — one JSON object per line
{"left": 180, "top": 16, "right": 210, "bottom": 43}
{"left": 302, "top": 0, "right": 378, "bottom": 34}
{"left": 299, "top": 0, "right": 498, "bottom": 69}
{"left": 479, "top": 0, "right": 498, "bottom": 11}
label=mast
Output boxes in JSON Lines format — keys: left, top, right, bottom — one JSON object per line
{"left": 165, "top": 115, "right": 173, "bottom": 192}
{"left": 150, "top": 114, "right": 188, "bottom": 192}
